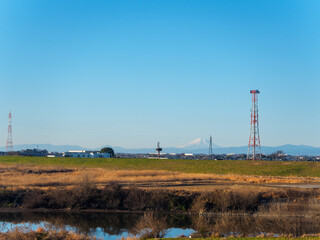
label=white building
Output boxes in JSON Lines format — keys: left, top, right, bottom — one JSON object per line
{"left": 63, "top": 150, "right": 111, "bottom": 158}
{"left": 184, "top": 153, "right": 194, "bottom": 156}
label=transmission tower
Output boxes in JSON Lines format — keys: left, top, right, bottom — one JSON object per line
{"left": 209, "top": 135, "right": 213, "bottom": 159}
{"left": 6, "top": 111, "right": 13, "bottom": 152}
{"left": 247, "top": 90, "right": 261, "bottom": 160}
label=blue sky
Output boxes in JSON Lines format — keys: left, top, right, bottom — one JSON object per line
{"left": 0, "top": 0, "right": 319, "bottom": 149}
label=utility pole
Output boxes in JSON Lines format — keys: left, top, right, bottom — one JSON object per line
{"left": 209, "top": 135, "right": 213, "bottom": 159}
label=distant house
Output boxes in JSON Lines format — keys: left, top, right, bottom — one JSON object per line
{"left": 63, "top": 150, "right": 110, "bottom": 158}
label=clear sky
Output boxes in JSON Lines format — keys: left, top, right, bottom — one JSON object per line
{"left": 0, "top": 0, "right": 319, "bottom": 149}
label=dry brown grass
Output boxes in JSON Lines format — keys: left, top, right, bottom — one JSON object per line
{"left": 0, "top": 164, "right": 319, "bottom": 192}
{"left": 131, "top": 212, "right": 168, "bottom": 239}
{"left": 0, "top": 227, "right": 94, "bottom": 240}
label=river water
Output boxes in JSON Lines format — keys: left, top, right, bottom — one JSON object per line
{"left": 0, "top": 209, "right": 319, "bottom": 239}
{"left": 0, "top": 211, "right": 195, "bottom": 239}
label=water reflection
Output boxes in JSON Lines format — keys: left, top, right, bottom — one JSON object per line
{"left": 0, "top": 211, "right": 194, "bottom": 238}
{"left": 0, "top": 209, "right": 319, "bottom": 238}
{"left": 191, "top": 212, "right": 320, "bottom": 237}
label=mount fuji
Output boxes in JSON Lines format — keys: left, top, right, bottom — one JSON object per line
{"left": 177, "top": 137, "right": 220, "bottom": 150}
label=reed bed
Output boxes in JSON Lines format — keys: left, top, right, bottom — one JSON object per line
{"left": 0, "top": 164, "right": 318, "bottom": 191}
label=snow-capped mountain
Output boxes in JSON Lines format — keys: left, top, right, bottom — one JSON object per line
{"left": 177, "top": 137, "right": 220, "bottom": 150}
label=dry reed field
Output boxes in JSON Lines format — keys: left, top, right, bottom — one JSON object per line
{"left": 0, "top": 227, "right": 94, "bottom": 240}
{"left": 2, "top": 164, "right": 320, "bottom": 191}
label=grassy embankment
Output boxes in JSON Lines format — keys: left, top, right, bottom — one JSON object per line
{"left": 162, "top": 238, "right": 320, "bottom": 240}
{"left": 1, "top": 156, "right": 320, "bottom": 177}
{"left": 0, "top": 156, "right": 319, "bottom": 191}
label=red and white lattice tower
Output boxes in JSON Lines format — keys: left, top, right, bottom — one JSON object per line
{"left": 6, "top": 111, "right": 13, "bottom": 152}
{"left": 247, "top": 90, "right": 261, "bottom": 160}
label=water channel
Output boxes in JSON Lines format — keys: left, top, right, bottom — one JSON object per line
{"left": 0, "top": 210, "right": 319, "bottom": 239}
{"left": 0, "top": 211, "right": 195, "bottom": 239}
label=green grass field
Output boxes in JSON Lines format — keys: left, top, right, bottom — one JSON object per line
{"left": 160, "top": 238, "right": 320, "bottom": 240}
{"left": 1, "top": 156, "right": 320, "bottom": 177}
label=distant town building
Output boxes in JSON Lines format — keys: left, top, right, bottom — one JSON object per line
{"left": 147, "top": 152, "right": 168, "bottom": 159}
{"left": 63, "top": 150, "right": 111, "bottom": 158}
{"left": 19, "top": 149, "right": 48, "bottom": 157}
{"left": 183, "top": 153, "right": 195, "bottom": 159}
{"left": 47, "top": 152, "right": 63, "bottom": 158}
{"left": 184, "top": 153, "right": 194, "bottom": 156}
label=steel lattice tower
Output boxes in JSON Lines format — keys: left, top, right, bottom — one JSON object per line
{"left": 6, "top": 111, "right": 13, "bottom": 152}
{"left": 247, "top": 90, "right": 261, "bottom": 160}
{"left": 209, "top": 136, "right": 213, "bottom": 159}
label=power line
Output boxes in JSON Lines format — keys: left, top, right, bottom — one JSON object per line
{"left": 12, "top": 113, "right": 202, "bottom": 145}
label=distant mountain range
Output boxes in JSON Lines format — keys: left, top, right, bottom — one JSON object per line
{"left": 176, "top": 137, "right": 220, "bottom": 149}
{"left": 1, "top": 138, "right": 320, "bottom": 156}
